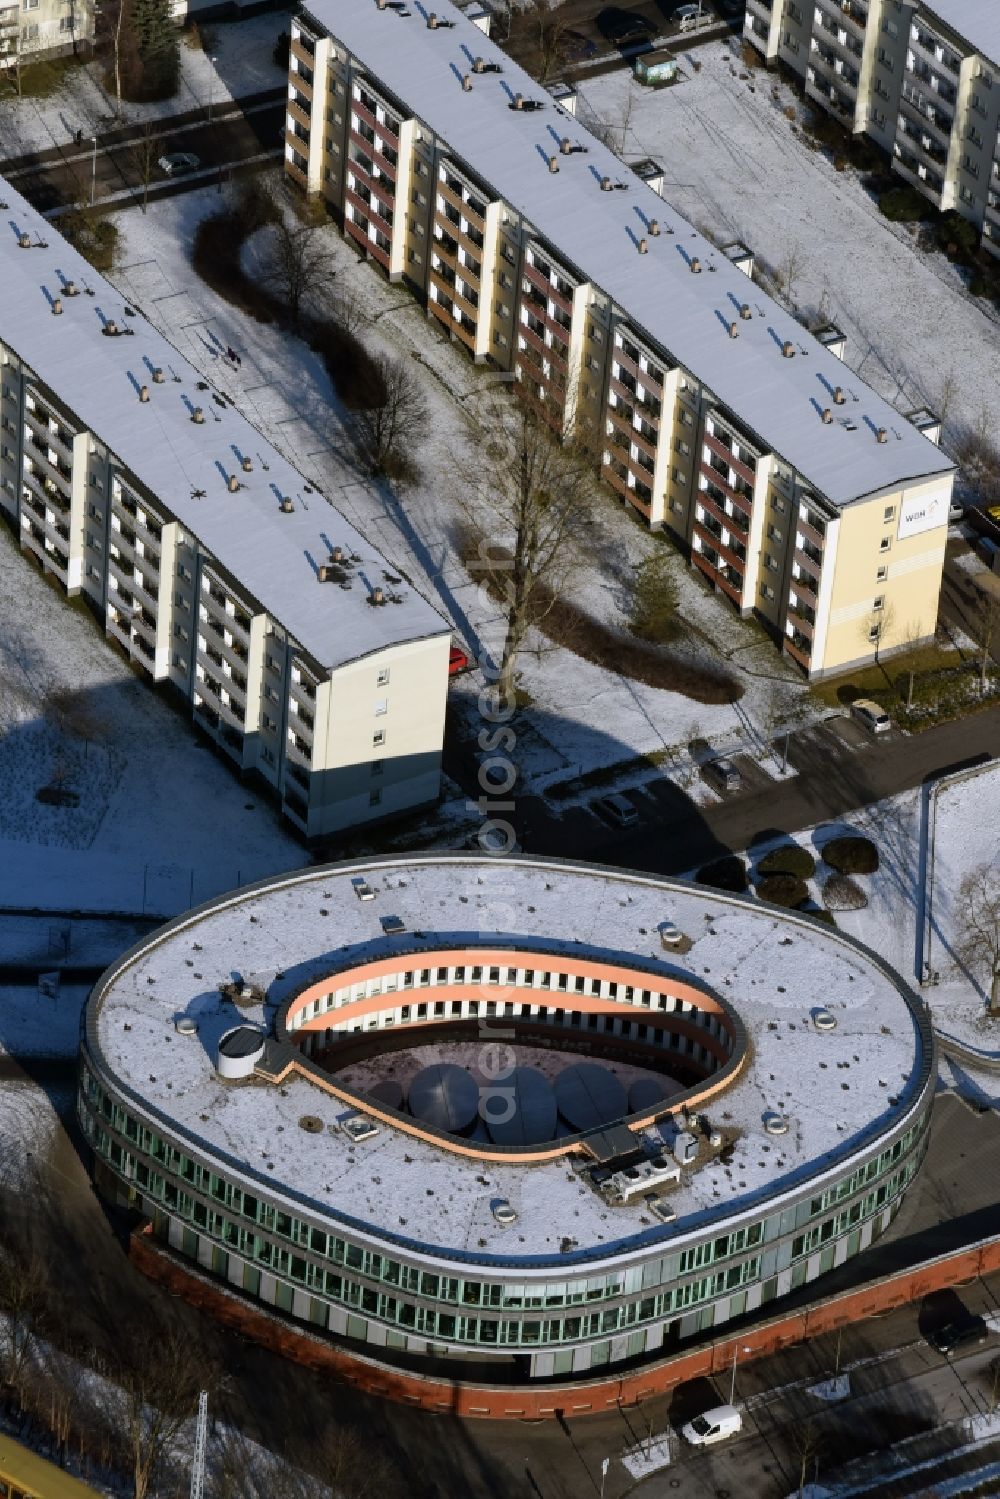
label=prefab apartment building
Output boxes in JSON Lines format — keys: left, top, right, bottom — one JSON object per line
{"left": 0, "top": 176, "right": 451, "bottom": 839}
{"left": 745, "top": 0, "right": 1000, "bottom": 259}
{"left": 285, "top": 0, "right": 955, "bottom": 680}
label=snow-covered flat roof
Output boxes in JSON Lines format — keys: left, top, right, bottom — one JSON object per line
{"left": 302, "top": 0, "right": 953, "bottom": 511}
{"left": 0, "top": 178, "right": 448, "bottom": 673}
{"left": 87, "top": 856, "right": 931, "bottom": 1272}
{"left": 927, "top": 1, "right": 1000, "bottom": 66}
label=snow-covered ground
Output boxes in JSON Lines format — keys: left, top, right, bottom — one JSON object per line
{"left": 578, "top": 41, "right": 1000, "bottom": 448}
{"left": 0, "top": 10, "right": 291, "bottom": 161}
{"left": 738, "top": 759, "right": 1000, "bottom": 1085}
{"left": 107, "top": 180, "right": 813, "bottom": 798}
{"left": 0, "top": 520, "right": 307, "bottom": 917}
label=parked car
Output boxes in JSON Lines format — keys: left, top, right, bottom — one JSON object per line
{"left": 596, "top": 7, "right": 657, "bottom": 45}
{"left": 491, "top": 1198, "right": 518, "bottom": 1227}
{"left": 158, "top": 152, "right": 200, "bottom": 176}
{"left": 702, "top": 757, "right": 742, "bottom": 794}
{"left": 927, "top": 1316, "right": 989, "bottom": 1357}
{"left": 448, "top": 645, "right": 470, "bottom": 675}
{"left": 593, "top": 792, "right": 639, "bottom": 827}
{"left": 676, "top": 2, "right": 707, "bottom": 29}
{"left": 681, "top": 1404, "right": 743, "bottom": 1446}
{"left": 850, "top": 698, "right": 891, "bottom": 735}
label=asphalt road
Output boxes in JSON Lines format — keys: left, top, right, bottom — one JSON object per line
{"left": 507, "top": 701, "right": 999, "bottom": 876}
{"left": 2, "top": 94, "right": 284, "bottom": 214}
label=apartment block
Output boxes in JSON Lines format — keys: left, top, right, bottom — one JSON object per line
{"left": 287, "top": 0, "right": 954, "bottom": 679}
{"left": 0, "top": 176, "right": 451, "bottom": 839}
{"left": 746, "top": 0, "right": 1000, "bottom": 258}
{"left": 0, "top": 0, "right": 93, "bottom": 65}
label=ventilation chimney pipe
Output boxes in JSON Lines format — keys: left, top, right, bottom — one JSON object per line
{"left": 648, "top": 218, "right": 660, "bottom": 236}
{"left": 191, "top": 407, "right": 205, "bottom": 424}
{"left": 139, "top": 384, "right": 150, "bottom": 402}
{"left": 549, "top": 155, "right": 559, "bottom": 173}
{"left": 833, "top": 386, "right": 845, "bottom": 405}
{"left": 690, "top": 257, "right": 701, "bottom": 273}
{"left": 227, "top": 474, "right": 240, "bottom": 493}
{"left": 638, "top": 237, "right": 648, "bottom": 254}
{"left": 51, "top": 298, "right": 63, "bottom": 315}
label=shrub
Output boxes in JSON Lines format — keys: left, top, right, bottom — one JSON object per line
{"left": 757, "top": 844, "right": 816, "bottom": 879}
{"left": 695, "top": 856, "right": 748, "bottom": 893}
{"left": 823, "top": 836, "right": 879, "bottom": 875}
{"left": 878, "top": 186, "right": 929, "bottom": 222}
{"left": 756, "top": 874, "right": 809, "bottom": 908}
{"left": 936, "top": 210, "right": 979, "bottom": 262}
{"left": 823, "top": 875, "right": 868, "bottom": 911}
{"left": 804, "top": 907, "right": 837, "bottom": 926}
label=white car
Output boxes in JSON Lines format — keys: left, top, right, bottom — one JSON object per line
{"left": 158, "top": 151, "right": 201, "bottom": 176}
{"left": 491, "top": 1198, "right": 518, "bottom": 1227}
{"left": 593, "top": 792, "right": 639, "bottom": 828}
{"left": 681, "top": 1403, "right": 742, "bottom": 1447}
{"left": 658, "top": 919, "right": 683, "bottom": 949}
{"left": 850, "top": 698, "right": 891, "bottom": 735}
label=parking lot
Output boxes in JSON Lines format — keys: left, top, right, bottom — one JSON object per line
{"left": 502, "top": 0, "right": 736, "bottom": 79}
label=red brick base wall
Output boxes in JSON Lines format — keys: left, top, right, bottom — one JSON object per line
{"left": 130, "top": 1228, "right": 1000, "bottom": 1420}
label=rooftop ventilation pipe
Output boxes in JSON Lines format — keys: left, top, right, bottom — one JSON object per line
{"left": 833, "top": 386, "right": 845, "bottom": 405}
{"left": 876, "top": 427, "right": 888, "bottom": 443}
{"left": 728, "top": 322, "right": 738, "bottom": 339}
{"left": 427, "top": 10, "right": 438, "bottom": 24}
{"left": 690, "top": 257, "right": 701, "bottom": 273}
{"left": 139, "top": 384, "right": 150, "bottom": 402}
{"left": 462, "top": 73, "right": 472, "bottom": 90}
{"left": 638, "top": 237, "right": 648, "bottom": 254}
{"left": 600, "top": 175, "right": 612, "bottom": 191}
{"left": 740, "top": 303, "right": 752, "bottom": 320}
{"left": 51, "top": 298, "right": 63, "bottom": 315}
{"left": 152, "top": 367, "right": 165, "bottom": 383}
{"left": 821, "top": 407, "right": 832, "bottom": 423}
{"left": 227, "top": 474, "right": 240, "bottom": 493}
{"left": 648, "top": 219, "right": 660, "bottom": 236}
{"left": 191, "top": 407, "right": 205, "bottom": 424}
{"left": 782, "top": 340, "right": 795, "bottom": 357}
{"left": 549, "top": 155, "right": 559, "bottom": 173}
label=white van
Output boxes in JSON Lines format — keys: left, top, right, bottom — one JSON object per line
{"left": 850, "top": 698, "right": 890, "bottom": 735}
{"left": 681, "top": 1403, "right": 742, "bottom": 1446}
{"left": 676, "top": 2, "right": 705, "bottom": 29}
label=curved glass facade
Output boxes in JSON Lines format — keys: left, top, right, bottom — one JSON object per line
{"left": 77, "top": 1058, "right": 933, "bottom": 1378}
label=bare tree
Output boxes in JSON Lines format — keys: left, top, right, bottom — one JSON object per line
{"left": 956, "top": 866, "right": 1000, "bottom": 1015}
{"left": 790, "top": 1418, "right": 825, "bottom": 1497}
{"left": 259, "top": 214, "right": 337, "bottom": 330}
{"left": 778, "top": 240, "right": 807, "bottom": 309}
{"left": 111, "top": 1321, "right": 216, "bottom": 1499}
{"left": 973, "top": 585, "right": 1000, "bottom": 692}
{"left": 350, "top": 353, "right": 429, "bottom": 480}
{"left": 0, "top": 1242, "right": 48, "bottom": 1409}
{"left": 461, "top": 384, "right": 593, "bottom": 702}
{"left": 96, "top": 0, "right": 139, "bottom": 121}
{"left": 129, "top": 122, "right": 163, "bottom": 213}
{"left": 860, "top": 599, "right": 896, "bottom": 669}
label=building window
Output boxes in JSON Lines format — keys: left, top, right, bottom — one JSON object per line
{"left": 879, "top": 536, "right": 891, "bottom": 553}
{"left": 369, "top": 788, "right": 382, "bottom": 807}
{"left": 373, "top": 729, "right": 386, "bottom": 747}
{"left": 868, "top": 624, "right": 881, "bottom": 642}
{"left": 374, "top": 697, "right": 388, "bottom": 716}
{"left": 371, "top": 759, "right": 384, "bottom": 776}
{"left": 883, "top": 505, "right": 895, "bottom": 522}
{"left": 874, "top": 594, "right": 885, "bottom": 611}
{"left": 877, "top": 564, "right": 888, "bottom": 582}
{"left": 760, "top": 582, "right": 776, "bottom": 600}
{"left": 377, "top": 667, "right": 390, "bottom": 687}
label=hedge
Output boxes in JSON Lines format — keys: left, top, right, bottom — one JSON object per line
{"left": 823, "top": 874, "right": 868, "bottom": 911}
{"left": 695, "top": 856, "right": 749, "bottom": 893}
{"left": 755, "top": 874, "right": 809, "bottom": 908}
{"left": 822, "top": 836, "right": 879, "bottom": 875}
{"left": 757, "top": 844, "right": 816, "bottom": 880}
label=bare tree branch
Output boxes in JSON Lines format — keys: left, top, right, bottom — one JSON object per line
{"left": 956, "top": 866, "right": 1000, "bottom": 1014}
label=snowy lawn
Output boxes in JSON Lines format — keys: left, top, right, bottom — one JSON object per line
{"left": 0, "top": 10, "right": 292, "bottom": 161}
{"left": 0, "top": 520, "right": 307, "bottom": 916}
{"left": 107, "top": 179, "right": 815, "bottom": 799}
{"left": 577, "top": 40, "right": 1000, "bottom": 448}
{"left": 725, "top": 760, "right": 1000, "bottom": 1069}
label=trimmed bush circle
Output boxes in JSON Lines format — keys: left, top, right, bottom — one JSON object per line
{"left": 823, "top": 836, "right": 879, "bottom": 875}
{"left": 756, "top": 874, "right": 809, "bottom": 908}
{"left": 695, "top": 856, "right": 749, "bottom": 893}
{"left": 823, "top": 875, "right": 868, "bottom": 912}
{"left": 757, "top": 844, "right": 816, "bottom": 880}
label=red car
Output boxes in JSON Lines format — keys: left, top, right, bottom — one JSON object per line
{"left": 449, "top": 645, "right": 470, "bottom": 676}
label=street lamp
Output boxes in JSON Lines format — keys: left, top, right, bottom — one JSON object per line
{"left": 729, "top": 1343, "right": 753, "bottom": 1405}
{"left": 89, "top": 134, "right": 98, "bottom": 206}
